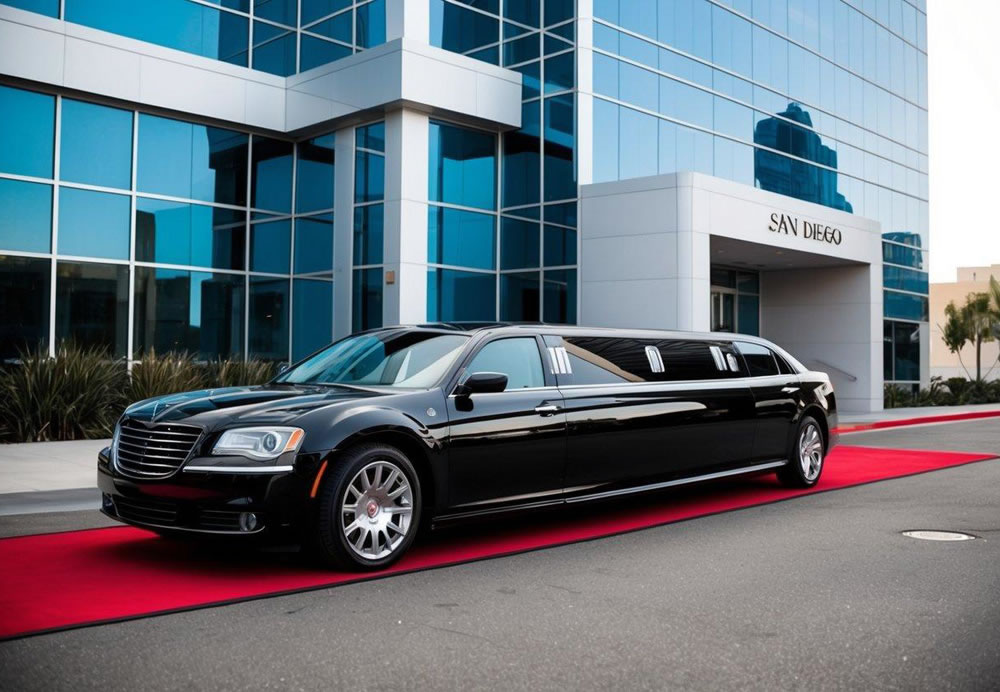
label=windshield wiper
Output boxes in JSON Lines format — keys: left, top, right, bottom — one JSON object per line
{"left": 300, "top": 382, "right": 382, "bottom": 393}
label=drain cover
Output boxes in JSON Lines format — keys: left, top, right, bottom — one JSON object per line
{"left": 902, "top": 530, "right": 977, "bottom": 542}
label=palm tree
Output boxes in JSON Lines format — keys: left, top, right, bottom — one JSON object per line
{"left": 940, "top": 292, "right": 996, "bottom": 382}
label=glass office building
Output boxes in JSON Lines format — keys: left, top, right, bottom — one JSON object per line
{"left": 0, "top": 0, "right": 928, "bottom": 410}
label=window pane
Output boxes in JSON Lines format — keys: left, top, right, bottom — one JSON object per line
{"left": 353, "top": 204, "right": 383, "bottom": 265}
{"left": 138, "top": 115, "right": 248, "bottom": 206}
{"left": 426, "top": 268, "right": 495, "bottom": 322}
{"left": 356, "top": 0, "right": 385, "bottom": 48}
{"left": 0, "top": 85, "right": 54, "bottom": 178}
{"left": 356, "top": 121, "right": 385, "bottom": 151}
{"left": 296, "top": 133, "right": 335, "bottom": 212}
{"left": 883, "top": 265, "right": 928, "bottom": 294}
{"left": 58, "top": 188, "right": 130, "bottom": 260}
{"left": 544, "top": 94, "right": 575, "bottom": 201}
{"left": 500, "top": 217, "right": 539, "bottom": 269}
{"left": 0, "top": 179, "right": 51, "bottom": 253}
{"left": 883, "top": 290, "right": 928, "bottom": 321}
{"left": 308, "top": 11, "right": 352, "bottom": 41}
{"left": 737, "top": 294, "right": 760, "bottom": 335}
{"left": 427, "top": 206, "right": 495, "bottom": 271}
{"left": 302, "top": 0, "right": 352, "bottom": 24}
{"left": 300, "top": 35, "right": 352, "bottom": 71}
{"left": 65, "top": 0, "right": 249, "bottom": 67}
{"left": 354, "top": 151, "right": 385, "bottom": 202}
{"left": 250, "top": 219, "right": 291, "bottom": 273}
{"left": 735, "top": 341, "right": 778, "bottom": 376}
{"left": 136, "top": 198, "right": 245, "bottom": 270}
{"left": 543, "top": 268, "right": 575, "bottom": 323}
{"left": 60, "top": 99, "right": 132, "bottom": 189}
{"left": 466, "top": 337, "right": 543, "bottom": 390}
{"left": 253, "top": 0, "right": 296, "bottom": 25}
{"left": 0, "top": 255, "right": 50, "bottom": 360}
{"left": 504, "top": 0, "right": 539, "bottom": 26}
{"left": 294, "top": 214, "right": 333, "bottom": 273}
{"left": 251, "top": 136, "right": 293, "bottom": 212}
{"left": 543, "top": 224, "right": 575, "bottom": 266}
{"left": 502, "top": 102, "right": 540, "bottom": 207}
{"left": 543, "top": 51, "right": 574, "bottom": 93}
{"left": 253, "top": 21, "right": 296, "bottom": 76}
{"left": 292, "top": 279, "right": 332, "bottom": 360}
{"left": 0, "top": 0, "right": 59, "bottom": 17}
{"left": 500, "top": 271, "right": 539, "bottom": 320}
{"left": 429, "top": 121, "right": 496, "bottom": 210}
{"left": 55, "top": 261, "right": 129, "bottom": 356}
{"left": 133, "top": 267, "right": 244, "bottom": 359}
{"left": 353, "top": 267, "right": 383, "bottom": 331}
{"left": 892, "top": 320, "right": 920, "bottom": 381}
{"left": 430, "top": 0, "right": 498, "bottom": 55}
{"left": 249, "top": 276, "right": 289, "bottom": 360}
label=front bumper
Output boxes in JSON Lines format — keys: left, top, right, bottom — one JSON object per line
{"left": 97, "top": 447, "right": 319, "bottom": 537}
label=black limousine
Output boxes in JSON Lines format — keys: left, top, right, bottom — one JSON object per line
{"left": 98, "top": 324, "right": 838, "bottom": 570}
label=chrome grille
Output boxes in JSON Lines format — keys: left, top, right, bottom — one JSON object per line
{"left": 113, "top": 495, "right": 179, "bottom": 526}
{"left": 114, "top": 419, "right": 202, "bottom": 478}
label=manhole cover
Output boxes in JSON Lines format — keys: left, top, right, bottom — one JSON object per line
{"left": 902, "top": 530, "right": 977, "bottom": 542}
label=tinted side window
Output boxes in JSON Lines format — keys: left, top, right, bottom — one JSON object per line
{"left": 736, "top": 341, "right": 779, "bottom": 377}
{"left": 561, "top": 337, "right": 731, "bottom": 383}
{"left": 466, "top": 337, "right": 544, "bottom": 390}
{"left": 774, "top": 352, "right": 796, "bottom": 375}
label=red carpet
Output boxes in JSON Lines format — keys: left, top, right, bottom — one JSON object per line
{"left": 834, "top": 408, "right": 1000, "bottom": 433}
{"left": 0, "top": 444, "right": 994, "bottom": 640}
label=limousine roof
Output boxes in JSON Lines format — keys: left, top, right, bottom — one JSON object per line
{"left": 389, "top": 321, "right": 776, "bottom": 347}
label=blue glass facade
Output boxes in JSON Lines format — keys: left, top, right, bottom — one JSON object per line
{"left": 0, "top": 83, "right": 334, "bottom": 361}
{"left": 2, "top": 0, "right": 385, "bottom": 76}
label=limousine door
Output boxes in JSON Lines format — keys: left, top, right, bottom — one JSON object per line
{"left": 444, "top": 336, "right": 567, "bottom": 513}
{"left": 734, "top": 342, "right": 801, "bottom": 462}
{"left": 551, "top": 335, "right": 757, "bottom": 494}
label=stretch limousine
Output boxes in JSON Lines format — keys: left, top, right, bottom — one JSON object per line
{"left": 98, "top": 324, "right": 838, "bottom": 570}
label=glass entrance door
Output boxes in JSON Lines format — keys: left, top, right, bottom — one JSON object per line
{"left": 711, "top": 290, "right": 735, "bottom": 332}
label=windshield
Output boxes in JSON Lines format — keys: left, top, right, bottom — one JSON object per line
{"left": 276, "top": 331, "right": 470, "bottom": 389}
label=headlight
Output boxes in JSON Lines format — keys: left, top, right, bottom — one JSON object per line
{"left": 212, "top": 427, "right": 305, "bottom": 461}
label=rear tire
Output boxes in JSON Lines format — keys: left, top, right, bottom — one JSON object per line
{"left": 777, "top": 415, "right": 826, "bottom": 488}
{"left": 312, "top": 443, "right": 422, "bottom": 571}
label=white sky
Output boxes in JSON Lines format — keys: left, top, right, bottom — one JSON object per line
{"left": 928, "top": 0, "right": 1000, "bottom": 282}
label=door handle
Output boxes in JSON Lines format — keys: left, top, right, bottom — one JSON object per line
{"left": 780, "top": 386, "right": 798, "bottom": 393}
{"left": 534, "top": 404, "right": 561, "bottom": 416}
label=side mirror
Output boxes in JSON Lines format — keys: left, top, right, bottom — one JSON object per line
{"left": 455, "top": 371, "right": 508, "bottom": 396}
{"left": 278, "top": 362, "right": 290, "bottom": 375}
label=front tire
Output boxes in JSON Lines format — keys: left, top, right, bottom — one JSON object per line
{"left": 777, "top": 415, "right": 826, "bottom": 488}
{"left": 313, "top": 443, "right": 421, "bottom": 571}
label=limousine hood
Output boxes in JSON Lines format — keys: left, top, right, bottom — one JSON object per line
{"left": 122, "top": 384, "right": 383, "bottom": 429}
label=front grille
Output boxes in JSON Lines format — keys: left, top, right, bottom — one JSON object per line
{"left": 115, "top": 419, "right": 202, "bottom": 478}
{"left": 198, "top": 509, "right": 243, "bottom": 531}
{"left": 113, "top": 495, "right": 179, "bottom": 526}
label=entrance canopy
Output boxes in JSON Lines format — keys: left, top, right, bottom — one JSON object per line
{"left": 580, "top": 172, "right": 885, "bottom": 412}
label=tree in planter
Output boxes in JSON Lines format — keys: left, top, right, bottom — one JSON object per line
{"left": 941, "top": 292, "right": 997, "bottom": 382}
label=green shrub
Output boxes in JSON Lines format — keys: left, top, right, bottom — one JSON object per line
{"left": 883, "top": 383, "right": 912, "bottom": 409}
{"left": 0, "top": 344, "right": 128, "bottom": 442}
{"left": 128, "top": 350, "right": 208, "bottom": 403}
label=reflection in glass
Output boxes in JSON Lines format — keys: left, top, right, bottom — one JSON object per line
{"left": 883, "top": 290, "right": 928, "bottom": 322}
{"left": 296, "top": 134, "right": 335, "bottom": 213}
{"left": 502, "top": 102, "right": 540, "bottom": 207}
{"left": 500, "top": 217, "right": 539, "bottom": 270}
{"left": 429, "top": 121, "right": 496, "bottom": 211}
{"left": 353, "top": 267, "right": 382, "bottom": 331}
{"left": 294, "top": 214, "right": 333, "bottom": 274}
{"left": 428, "top": 206, "right": 495, "bottom": 271}
{"left": 253, "top": 21, "right": 297, "bottom": 76}
{"left": 250, "top": 219, "right": 291, "bottom": 274}
{"left": 543, "top": 269, "right": 576, "bottom": 324}
{"left": 427, "top": 268, "right": 495, "bottom": 322}
{"left": 65, "top": 0, "right": 249, "bottom": 66}
{"left": 138, "top": 114, "right": 248, "bottom": 206}
{"left": 543, "top": 94, "right": 575, "bottom": 201}
{"left": 0, "top": 179, "right": 51, "bottom": 253}
{"left": 754, "top": 103, "right": 853, "bottom": 212}
{"left": 301, "top": 35, "right": 352, "bottom": 71}
{"left": 354, "top": 151, "right": 385, "bottom": 203}
{"left": 136, "top": 198, "right": 245, "bottom": 270}
{"left": 0, "top": 85, "right": 54, "bottom": 178}
{"left": 251, "top": 136, "right": 294, "bottom": 212}
{"left": 58, "top": 188, "right": 131, "bottom": 260}
{"left": 430, "top": 0, "right": 498, "bottom": 58}
{"left": 500, "top": 271, "right": 540, "bottom": 321}
{"left": 1, "top": 0, "right": 59, "bottom": 17}
{"left": 56, "top": 261, "right": 129, "bottom": 356}
{"left": 543, "top": 224, "right": 575, "bottom": 266}
{"left": 133, "top": 267, "right": 244, "bottom": 359}
{"left": 292, "top": 279, "right": 332, "bottom": 360}
{"left": 302, "top": 0, "right": 352, "bottom": 25}
{"left": 0, "top": 255, "right": 50, "bottom": 360}
{"left": 60, "top": 99, "right": 132, "bottom": 189}
{"left": 356, "top": 0, "right": 385, "bottom": 48}
{"left": 250, "top": 276, "right": 289, "bottom": 361}
{"left": 353, "top": 205, "right": 383, "bottom": 265}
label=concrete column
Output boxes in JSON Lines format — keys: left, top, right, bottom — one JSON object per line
{"left": 382, "top": 108, "right": 430, "bottom": 326}
{"left": 386, "top": 0, "right": 430, "bottom": 43}
{"left": 333, "top": 124, "right": 356, "bottom": 339}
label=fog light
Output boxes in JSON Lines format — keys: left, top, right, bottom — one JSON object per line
{"left": 238, "top": 512, "right": 258, "bottom": 532}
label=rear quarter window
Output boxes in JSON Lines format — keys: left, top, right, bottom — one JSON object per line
{"left": 736, "top": 341, "right": 780, "bottom": 377}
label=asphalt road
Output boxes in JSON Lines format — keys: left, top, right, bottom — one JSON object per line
{"left": 2, "top": 420, "right": 999, "bottom": 691}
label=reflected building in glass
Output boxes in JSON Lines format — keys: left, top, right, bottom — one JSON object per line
{"left": 0, "top": 0, "right": 927, "bottom": 407}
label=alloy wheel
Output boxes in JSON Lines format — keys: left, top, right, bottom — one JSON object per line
{"left": 341, "top": 460, "right": 414, "bottom": 561}
{"left": 798, "top": 423, "right": 824, "bottom": 481}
